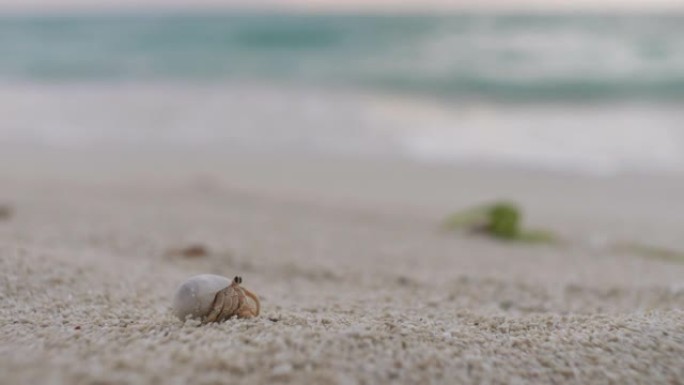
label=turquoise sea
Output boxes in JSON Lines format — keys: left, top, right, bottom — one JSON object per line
{"left": 2, "top": 13, "right": 684, "bottom": 100}
{"left": 1, "top": 13, "right": 683, "bottom": 174}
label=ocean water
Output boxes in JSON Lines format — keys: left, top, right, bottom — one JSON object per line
{"left": 1, "top": 13, "right": 684, "bottom": 174}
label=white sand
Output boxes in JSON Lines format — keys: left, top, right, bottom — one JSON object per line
{"left": 1, "top": 150, "right": 683, "bottom": 384}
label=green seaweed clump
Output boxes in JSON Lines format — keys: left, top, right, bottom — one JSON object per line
{"left": 486, "top": 203, "right": 521, "bottom": 239}
{"left": 444, "top": 201, "right": 556, "bottom": 244}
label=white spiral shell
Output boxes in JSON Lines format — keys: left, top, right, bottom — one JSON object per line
{"left": 172, "top": 274, "right": 232, "bottom": 321}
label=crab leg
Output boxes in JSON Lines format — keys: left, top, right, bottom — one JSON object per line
{"left": 204, "top": 289, "right": 226, "bottom": 323}
{"left": 241, "top": 288, "right": 261, "bottom": 317}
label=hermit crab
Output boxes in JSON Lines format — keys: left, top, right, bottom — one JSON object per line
{"left": 173, "top": 274, "right": 260, "bottom": 323}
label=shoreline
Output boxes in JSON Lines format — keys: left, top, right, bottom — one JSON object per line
{"left": 2, "top": 82, "right": 683, "bottom": 177}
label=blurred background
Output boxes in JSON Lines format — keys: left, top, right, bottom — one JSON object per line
{"left": 1, "top": 0, "right": 683, "bottom": 177}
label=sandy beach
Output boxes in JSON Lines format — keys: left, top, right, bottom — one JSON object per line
{"left": 1, "top": 149, "right": 682, "bottom": 384}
